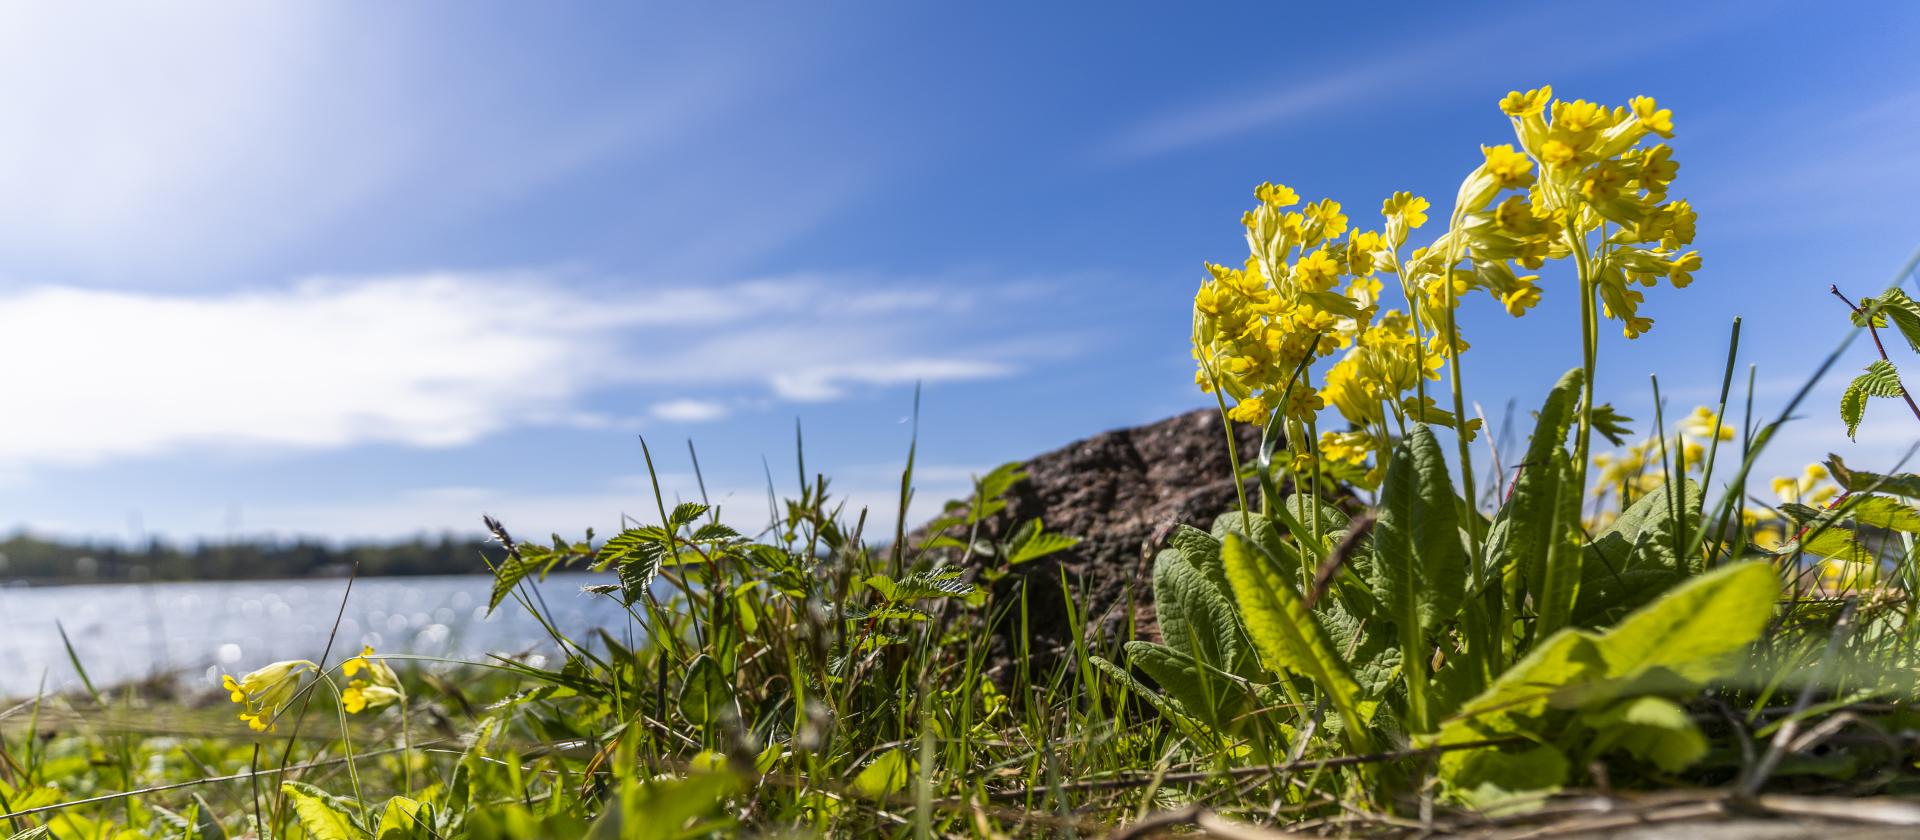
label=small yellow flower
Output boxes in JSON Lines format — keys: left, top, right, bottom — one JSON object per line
{"left": 1254, "top": 182, "right": 1299, "bottom": 207}
{"left": 1381, "top": 192, "right": 1429, "bottom": 229}
{"left": 1481, "top": 144, "right": 1534, "bottom": 187}
{"left": 1499, "top": 86, "right": 1552, "bottom": 117}
{"left": 341, "top": 645, "right": 374, "bottom": 678}
{"left": 1501, "top": 282, "right": 1541, "bottom": 317}
{"left": 1630, "top": 96, "right": 1674, "bottom": 137}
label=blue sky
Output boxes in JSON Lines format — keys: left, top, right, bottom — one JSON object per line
{"left": 1, "top": 3, "right": 1917, "bottom": 543}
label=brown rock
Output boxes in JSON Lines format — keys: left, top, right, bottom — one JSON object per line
{"left": 932, "top": 408, "right": 1264, "bottom": 678}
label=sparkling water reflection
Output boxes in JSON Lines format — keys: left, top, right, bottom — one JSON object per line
{"left": 0, "top": 573, "right": 633, "bottom": 698}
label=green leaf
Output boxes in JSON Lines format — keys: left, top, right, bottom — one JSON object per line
{"left": 1827, "top": 454, "right": 1920, "bottom": 498}
{"left": 1152, "top": 545, "right": 1247, "bottom": 673}
{"left": 1447, "top": 743, "right": 1570, "bottom": 809}
{"left": 600, "top": 528, "right": 669, "bottom": 605}
{"left": 1221, "top": 532, "right": 1372, "bottom": 751}
{"left": 281, "top": 781, "right": 360, "bottom": 840}
{"left": 1582, "top": 696, "right": 1707, "bottom": 773}
{"left": 1091, "top": 654, "right": 1209, "bottom": 738}
{"left": 1571, "top": 560, "right": 1780, "bottom": 704}
{"left": 1574, "top": 480, "right": 1700, "bottom": 626}
{"left": 1842, "top": 359, "right": 1904, "bottom": 439}
{"left": 1503, "top": 446, "right": 1583, "bottom": 641}
{"left": 1844, "top": 495, "right": 1920, "bottom": 533}
{"left": 668, "top": 501, "right": 710, "bottom": 529}
{"left": 866, "top": 566, "right": 972, "bottom": 601}
{"left": 851, "top": 749, "right": 910, "bottom": 799}
{"left": 679, "top": 654, "right": 730, "bottom": 727}
{"left": 1127, "top": 641, "right": 1243, "bottom": 729}
{"left": 377, "top": 796, "right": 432, "bottom": 840}
{"left": 1431, "top": 562, "right": 1778, "bottom": 763}
{"left": 1371, "top": 424, "right": 1468, "bottom": 635}
{"left": 1524, "top": 370, "right": 1584, "bottom": 466}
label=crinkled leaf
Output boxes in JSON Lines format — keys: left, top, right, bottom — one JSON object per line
{"left": 1371, "top": 425, "right": 1467, "bottom": 635}
{"left": 1574, "top": 480, "right": 1700, "bottom": 626}
{"left": 282, "top": 781, "right": 360, "bottom": 840}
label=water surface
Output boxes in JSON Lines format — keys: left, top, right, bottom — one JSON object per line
{"left": 0, "top": 573, "right": 634, "bottom": 699}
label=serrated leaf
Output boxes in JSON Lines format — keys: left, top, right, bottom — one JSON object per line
{"left": 1497, "top": 375, "right": 1586, "bottom": 641}
{"left": 282, "top": 781, "right": 360, "bottom": 840}
{"left": 1827, "top": 454, "right": 1920, "bottom": 498}
{"left": 1845, "top": 495, "right": 1920, "bottom": 532}
{"left": 1856, "top": 289, "right": 1920, "bottom": 352}
{"left": 1127, "top": 641, "right": 1242, "bottom": 729}
{"left": 1006, "top": 521, "right": 1082, "bottom": 567}
{"left": 1842, "top": 359, "right": 1904, "bottom": 439}
{"left": 1221, "top": 532, "right": 1372, "bottom": 751}
{"left": 668, "top": 501, "right": 710, "bottom": 529}
{"left": 1152, "top": 546, "right": 1246, "bottom": 673}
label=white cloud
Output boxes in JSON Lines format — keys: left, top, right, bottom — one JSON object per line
{"left": 651, "top": 399, "right": 730, "bottom": 423}
{"left": 232, "top": 468, "right": 981, "bottom": 542}
{"left": 0, "top": 272, "right": 1020, "bottom": 470}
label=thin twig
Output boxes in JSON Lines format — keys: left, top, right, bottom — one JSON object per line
{"left": 1830, "top": 285, "right": 1920, "bottom": 423}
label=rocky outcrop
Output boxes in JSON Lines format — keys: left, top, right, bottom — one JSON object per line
{"left": 933, "top": 408, "right": 1263, "bottom": 677}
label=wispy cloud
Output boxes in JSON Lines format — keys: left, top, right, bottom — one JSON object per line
{"left": 0, "top": 272, "right": 1025, "bottom": 471}
{"left": 650, "top": 399, "right": 731, "bottom": 423}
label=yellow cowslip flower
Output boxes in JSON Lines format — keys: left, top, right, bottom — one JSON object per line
{"left": 1318, "top": 429, "right": 1373, "bottom": 467}
{"left": 340, "top": 646, "right": 404, "bottom": 715}
{"left": 1226, "top": 393, "right": 1269, "bottom": 424}
{"left": 222, "top": 659, "right": 314, "bottom": 733}
{"left": 1540, "top": 139, "right": 1578, "bottom": 167}
{"left": 1303, "top": 198, "right": 1348, "bottom": 245}
{"left": 1678, "top": 406, "right": 1733, "bottom": 442}
{"left": 1482, "top": 145, "right": 1533, "bottom": 189}
{"left": 1293, "top": 249, "right": 1341, "bottom": 293}
{"left": 1255, "top": 181, "right": 1299, "bottom": 207}
{"left": 1771, "top": 475, "right": 1801, "bottom": 503}
{"left": 1383, "top": 193, "right": 1429, "bottom": 228}
{"left": 1630, "top": 96, "right": 1674, "bottom": 138}
{"left": 1500, "top": 86, "right": 1552, "bottom": 118}
{"left": 1667, "top": 251, "right": 1701, "bottom": 288}
{"left": 1501, "top": 281, "right": 1541, "bottom": 317}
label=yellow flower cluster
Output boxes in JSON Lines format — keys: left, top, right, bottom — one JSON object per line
{"left": 222, "top": 645, "right": 402, "bottom": 731}
{"left": 1589, "top": 406, "right": 1729, "bottom": 502}
{"left": 1193, "top": 183, "right": 1392, "bottom": 425}
{"left": 341, "top": 645, "right": 404, "bottom": 714}
{"left": 223, "top": 659, "right": 313, "bottom": 732}
{"left": 1484, "top": 87, "right": 1700, "bottom": 337}
{"left": 1771, "top": 463, "right": 1839, "bottom": 507}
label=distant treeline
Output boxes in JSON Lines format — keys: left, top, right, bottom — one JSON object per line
{"left": 0, "top": 533, "right": 510, "bottom": 584}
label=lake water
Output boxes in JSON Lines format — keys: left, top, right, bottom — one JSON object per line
{"left": 0, "top": 573, "right": 635, "bottom": 699}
